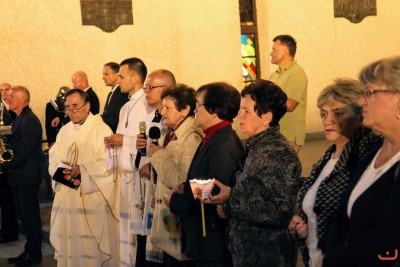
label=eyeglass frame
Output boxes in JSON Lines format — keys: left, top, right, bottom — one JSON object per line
{"left": 64, "top": 102, "right": 88, "bottom": 113}
{"left": 363, "top": 87, "right": 398, "bottom": 98}
{"left": 143, "top": 85, "right": 166, "bottom": 92}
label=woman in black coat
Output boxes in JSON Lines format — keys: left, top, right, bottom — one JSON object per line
{"left": 165, "top": 82, "right": 244, "bottom": 267}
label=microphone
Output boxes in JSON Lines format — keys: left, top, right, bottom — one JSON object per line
{"left": 139, "top": 121, "right": 147, "bottom": 156}
{"left": 149, "top": 127, "right": 161, "bottom": 146}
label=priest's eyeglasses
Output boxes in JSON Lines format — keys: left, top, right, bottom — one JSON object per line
{"left": 64, "top": 102, "right": 88, "bottom": 113}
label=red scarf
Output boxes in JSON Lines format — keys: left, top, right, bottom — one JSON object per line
{"left": 200, "top": 120, "right": 230, "bottom": 150}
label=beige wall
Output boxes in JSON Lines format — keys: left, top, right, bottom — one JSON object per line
{"left": 257, "top": 0, "right": 400, "bottom": 133}
{"left": 0, "top": 1, "right": 399, "bottom": 138}
{"left": 0, "top": 1, "right": 242, "bottom": 138}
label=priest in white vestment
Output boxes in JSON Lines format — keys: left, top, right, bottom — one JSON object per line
{"left": 49, "top": 89, "right": 119, "bottom": 267}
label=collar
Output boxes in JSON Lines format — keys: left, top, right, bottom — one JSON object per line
{"left": 203, "top": 120, "right": 230, "bottom": 136}
{"left": 153, "top": 109, "right": 162, "bottom": 123}
{"left": 16, "top": 105, "right": 30, "bottom": 117}
{"left": 201, "top": 120, "right": 230, "bottom": 149}
{"left": 167, "top": 115, "right": 188, "bottom": 137}
{"left": 246, "top": 125, "right": 280, "bottom": 149}
{"left": 128, "top": 89, "right": 144, "bottom": 101}
{"left": 111, "top": 84, "right": 119, "bottom": 92}
{"left": 174, "top": 116, "right": 195, "bottom": 139}
{"left": 276, "top": 60, "right": 297, "bottom": 74}
{"left": 73, "top": 112, "right": 91, "bottom": 126}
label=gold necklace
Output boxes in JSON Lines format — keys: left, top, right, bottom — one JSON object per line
{"left": 125, "top": 93, "right": 144, "bottom": 128}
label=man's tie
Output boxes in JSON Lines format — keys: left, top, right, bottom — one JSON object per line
{"left": 103, "top": 91, "right": 113, "bottom": 114}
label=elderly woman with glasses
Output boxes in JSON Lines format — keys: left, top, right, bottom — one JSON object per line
{"left": 288, "top": 78, "right": 382, "bottom": 267}
{"left": 323, "top": 56, "right": 400, "bottom": 267}
{"left": 147, "top": 84, "right": 202, "bottom": 266}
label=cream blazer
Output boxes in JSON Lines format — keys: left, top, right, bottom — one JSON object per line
{"left": 150, "top": 116, "right": 202, "bottom": 260}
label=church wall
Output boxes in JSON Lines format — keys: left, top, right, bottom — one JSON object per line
{"left": 0, "top": 1, "right": 242, "bottom": 137}
{"left": 0, "top": 1, "right": 399, "bottom": 138}
{"left": 257, "top": 0, "right": 400, "bottom": 134}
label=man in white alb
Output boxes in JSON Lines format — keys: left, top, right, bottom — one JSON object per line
{"left": 104, "top": 57, "right": 154, "bottom": 267}
{"left": 49, "top": 89, "right": 119, "bottom": 266}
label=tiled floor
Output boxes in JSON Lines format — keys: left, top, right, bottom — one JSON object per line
{"left": 0, "top": 202, "right": 55, "bottom": 267}
{"left": 0, "top": 138, "right": 331, "bottom": 267}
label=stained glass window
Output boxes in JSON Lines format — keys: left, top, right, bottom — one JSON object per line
{"left": 241, "top": 34, "right": 257, "bottom": 84}
{"left": 240, "top": 0, "right": 258, "bottom": 86}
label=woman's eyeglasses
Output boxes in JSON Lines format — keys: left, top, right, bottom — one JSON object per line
{"left": 363, "top": 88, "right": 398, "bottom": 98}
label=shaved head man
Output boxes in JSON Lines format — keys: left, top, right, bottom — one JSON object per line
{"left": 71, "top": 71, "right": 100, "bottom": 115}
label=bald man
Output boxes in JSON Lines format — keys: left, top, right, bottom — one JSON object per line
{"left": 1, "top": 86, "right": 43, "bottom": 266}
{"left": 51, "top": 71, "right": 100, "bottom": 129}
{"left": 134, "top": 69, "right": 176, "bottom": 266}
{"left": 71, "top": 71, "right": 100, "bottom": 115}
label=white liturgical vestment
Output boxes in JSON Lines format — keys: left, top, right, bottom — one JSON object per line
{"left": 115, "top": 90, "right": 155, "bottom": 266}
{"left": 49, "top": 113, "right": 119, "bottom": 267}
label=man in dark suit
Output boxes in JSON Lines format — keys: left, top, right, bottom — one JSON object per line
{"left": 71, "top": 71, "right": 100, "bottom": 115}
{"left": 0, "top": 82, "right": 18, "bottom": 244}
{"left": 101, "top": 62, "right": 129, "bottom": 133}
{"left": 1, "top": 86, "right": 43, "bottom": 266}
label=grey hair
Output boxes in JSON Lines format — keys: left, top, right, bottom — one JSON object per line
{"left": 317, "top": 78, "right": 363, "bottom": 115}
{"left": 359, "top": 56, "right": 400, "bottom": 91}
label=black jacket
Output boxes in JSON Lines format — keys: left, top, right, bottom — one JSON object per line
{"left": 86, "top": 87, "right": 100, "bottom": 115}
{"left": 324, "top": 144, "right": 400, "bottom": 267}
{"left": 102, "top": 86, "right": 129, "bottom": 133}
{"left": 170, "top": 124, "right": 244, "bottom": 261}
{"left": 1, "top": 106, "right": 43, "bottom": 186}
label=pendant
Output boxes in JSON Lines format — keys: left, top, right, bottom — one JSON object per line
{"left": 125, "top": 121, "right": 128, "bottom": 128}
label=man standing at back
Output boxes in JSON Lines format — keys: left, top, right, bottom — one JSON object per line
{"left": 1, "top": 86, "right": 43, "bottom": 266}
{"left": 102, "top": 62, "right": 129, "bottom": 133}
{"left": 71, "top": 70, "right": 100, "bottom": 115}
{"left": 104, "top": 57, "right": 154, "bottom": 267}
{"left": 269, "top": 34, "right": 308, "bottom": 153}
{"left": 51, "top": 71, "right": 101, "bottom": 128}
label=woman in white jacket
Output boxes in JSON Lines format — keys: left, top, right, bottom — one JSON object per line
{"left": 149, "top": 84, "right": 202, "bottom": 267}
